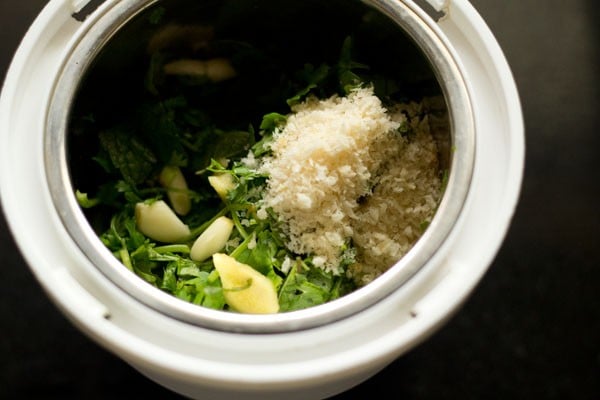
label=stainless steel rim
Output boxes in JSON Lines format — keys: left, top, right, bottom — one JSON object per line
{"left": 45, "top": 0, "right": 475, "bottom": 333}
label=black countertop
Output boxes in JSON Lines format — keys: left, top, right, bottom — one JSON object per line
{"left": 1, "top": 1, "right": 598, "bottom": 399}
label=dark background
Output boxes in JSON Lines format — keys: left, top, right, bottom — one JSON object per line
{"left": 1, "top": 1, "right": 598, "bottom": 399}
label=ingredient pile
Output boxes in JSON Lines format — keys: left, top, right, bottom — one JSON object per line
{"left": 73, "top": 7, "right": 445, "bottom": 314}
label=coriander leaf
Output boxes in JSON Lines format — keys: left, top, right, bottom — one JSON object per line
{"left": 259, "top": 112, "right": 287, "bottom": 133}
{"left": 337, "top": 36, "right": 369, "bottom": 94}
{"left": 124, "top": 216, "right": 147, "bottom": 250}
{"left": 178, "top": 260, "right": 204, "bottom": 277}
{"left": 161, "top": 262, "right": 178, "bottom": 292}
{"left": 135, "top": 269, "right": 159, "bottom": 285}
{"left": 101, "top": 212, "right": 128, "bottom": 251}
{"left": 175, "top": 272, "right": 225, "bottom": 310}
{"left": 278, "top": 262, "right": 332, "bottom": 312}
{"left": 92, "top": 150, "right": 116, "bottom": 174}
{"left": 236, "top": 230, "right": 278, "bottom": 276}
{"left": 201, "top": 270, "right": 226, "bottom": 309}
{"left": 251, "top": 134, "right": 274, "bottom": 157}
{"left": 75, "top": 190, "right": 100, "bottom": 208}
{"left": 329, "top": 275, "right": 356, "bottom": 301}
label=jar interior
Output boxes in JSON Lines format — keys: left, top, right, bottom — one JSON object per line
{"left": 64, "top": 0, "right": 453, "bottom": 328}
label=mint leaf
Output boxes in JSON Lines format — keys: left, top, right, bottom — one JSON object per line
{"left": 99, "top": 128, "right": 157, "bottom": 185}
{"left": 287, "top": 63, "right": 331, "bottom": 106}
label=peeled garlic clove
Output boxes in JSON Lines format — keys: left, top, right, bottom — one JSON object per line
{"left": 190, "top": 216, "right": 234, "bottom": 262}
{"left": 208, "top": 173, "right": 236, "bottom": 201}
{"left": 135, "top": 200, "right": 190, "bottom": 243}
{"left": 163, "top": 58, "right": 236, "bottom": 82}
{"left": 212, "top": 253, "right": 279, "bottom": 314}
{"left": 159, "top": 165, "right": 191, "bottom": 216}
{"left": 204, "top": 58, "right": 237, "bottom": 82}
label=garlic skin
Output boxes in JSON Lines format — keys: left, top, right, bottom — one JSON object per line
{"left": 135, "top": 200, "right": 191, "bottom": 243}
{"left": 190, "top": 216, "right": 234, "bottom": 262}
{"left": 212, "top": 253, "right": 279, "bottom": 314}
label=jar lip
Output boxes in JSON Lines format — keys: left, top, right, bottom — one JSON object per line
{"left": 44, "top": 0, "right": 475, "bottom": 334}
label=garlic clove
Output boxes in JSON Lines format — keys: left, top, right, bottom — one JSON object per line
{"left": 163, "top": 58, "right": 236, "bottom": 82}
{"left": 212, "top": 253, "right": 279, "bottom": 314}
{"left": 159, "top": 165, "right": 191, "bottom": 216}
{"left": 190, "top": 216, "right": 234, "bottom": 262}
{"left": 135, "top": 200, "right": 190, "bottom": 243}
{"left": 208, "top": 173, "right": 236, "bottom": 201}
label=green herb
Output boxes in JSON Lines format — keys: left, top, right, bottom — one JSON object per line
{"left": 98, "top": 128, "right": 157, "bottom": 186}
{"left": 278, "top": 259, "right": 351, "bottom": 312}
{"left": 337, "top": 36, "right": 369, "bottom": 94}
{"left": 75, "top": 190, "right": 100, "bottom": 208}
{"left": 287, "top": 63, "right": 331, "bottom": 106}
{"left": 76, "top": 36, "right": 390, "bottom": 313}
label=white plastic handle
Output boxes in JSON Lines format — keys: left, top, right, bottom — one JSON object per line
{"left": 424, "top": 0, "right": 449, "bottom": 12}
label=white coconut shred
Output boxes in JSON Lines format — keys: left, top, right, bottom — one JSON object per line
{"left": 258, "top": 86, "right": 442, "bottom": 285}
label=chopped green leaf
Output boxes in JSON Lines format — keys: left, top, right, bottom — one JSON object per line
{"left": 337, "top": 36, "right": 369, "bottom": 94}
{"left": 75, "top": 190, "right": 100, "bottom": 208}
{"left": 259, "top": 112, "right": 287, "bottom": 133}
{"left": 287, "top": 63, "right": 330, "bottom": 106}
{"left": 99, "top": 128, "right": 157, "bottom": 185}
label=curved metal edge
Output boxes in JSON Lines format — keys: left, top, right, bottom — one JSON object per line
{"left": 44, "top": 0, "right": 475, "bottom": 333}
